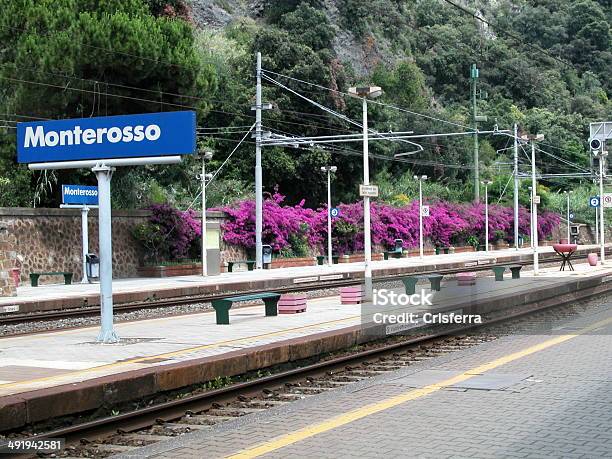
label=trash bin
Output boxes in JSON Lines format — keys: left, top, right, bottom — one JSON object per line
{"left": 262, "top": 245, "right": 272, "bottom": 267}
{"left": 394, "top": 239, "right": 403, "bottom": 254}
{"left": 86, "top": 253, "right": 100, "bottom": 280}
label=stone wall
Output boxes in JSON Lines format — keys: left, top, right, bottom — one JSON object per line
{"left": 0, "top": 224, "right": 16, "bottom": 296}
{"left": 0, "top": 208, "right": 229, "bottom": 286}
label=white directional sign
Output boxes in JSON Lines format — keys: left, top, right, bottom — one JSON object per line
{"left": 590, "top": 196, "right": 600, "bottom": 208}
{"left": 603, "top": 193, "right": 612, "bottom": 208}
{"left": 421, "top": 205, "right": 430, "bottom": 217}
{"left": 359, "top": 184, "right": 379, "bottom": 197}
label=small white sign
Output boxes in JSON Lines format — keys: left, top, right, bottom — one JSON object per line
{"left": 319, "top": 274, "right": 344, "bottom": 281}
{"left": 1, "top": 305, "right": 19, "bottom": 313}
{"left": 533, "top": 195, "right": 541, "bottom": 204}
{"left": 359, "top": 184, "right": 379, "bottom": 198}
{"left": 420, "top": 205, "right": 430, "bottom": 217}
{"left": 293, "top": 276, "right": 319, "bottom": 284}
{"left": 603, "top": 193, "right": 612, "bottom": 208}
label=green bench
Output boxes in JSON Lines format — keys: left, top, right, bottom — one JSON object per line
{"left": 30, "top": 271, "right": 73, "bottom": 287}
{"left": 491, "top": 265, "right": 522, "bottom": 281}
{"left": 211, "top": 293, "right": 281, "bottom": 325}
{"left": 227, "top": 260, "right": 256, "bottom": 273}
{"left": 401, "top": 274, "right": 444, "bottom": 295}
{"left": 383, "top": 251, "right": 402, "bottom": 260}
{"left": 316, "top": 255, "right": 339, "bottom": 265}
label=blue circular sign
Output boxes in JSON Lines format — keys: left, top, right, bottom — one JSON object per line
{"left": 330, "top": 208, "right": 340, "bottom": 218}
{"left": 590, "top": 196, "right": 600, "bottom": 208}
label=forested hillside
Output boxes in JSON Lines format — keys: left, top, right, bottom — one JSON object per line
{"left": 0, "top": 0, "right": 610, "bottom": 219}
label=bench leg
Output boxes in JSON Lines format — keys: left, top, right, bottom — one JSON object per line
{"left": 64, "top": 273, "right": 73, "bottom": 285}
{"left": 510, "top": 268, "right": 521, "bottom": 279}
{"left": 402, "top": 278, "right": 418, "bottom": 295}
{"left": 247, "top": 262, "right": 255, "bottom": 271}
{"left": 429, "top": 278, "right": 442, "bottom": 291}
{"left": 30, "top": 274, "right": 39, "bottom": 287}
{"left": 212, "top": 301, "right": 231, "bottom": 325}
{"left": 263, "top": 298, "right": 278, "bottom": 317}
{"left": 494, "top": 270, "right": 504, "bottom": 281}
{"left": 227, "top": 263, "right": 233, "bottom": 273}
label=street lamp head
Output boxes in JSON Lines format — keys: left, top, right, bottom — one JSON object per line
{"left": 321, "top": 166, "right": 337, "bottom": 172}
{"left": 199, "top": 150, "right": 213, "bottom": 160}
{"left": 330, "top": 166, "right": 338, "bottom": 173}
{"left": 348, "top": 86, "right": 383, "bottom": 99}
{"left": 421, "top": 175, "right": 428, "bottom": 181}
{"left": 481, "top": 180, "right": 493, "bottom": 186}
{"left": 414, "top": 175, "right": 427, "bottom": 181}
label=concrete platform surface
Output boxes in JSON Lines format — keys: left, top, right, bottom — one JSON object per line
{"left": 0, "top": 262, "right": 607, "bottom": 396}
{"left": 1, "top": 244, "right": 607, "bottom": 313}
{"left": 117, "top": 298, "right": 612, "bottom": 459}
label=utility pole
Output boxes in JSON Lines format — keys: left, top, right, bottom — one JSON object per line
{"left": 523, "top": 133, "right": 544, "bottom": 275}
{"left": 531, "top": 141, "right": 539, "bottom": 275}
{"left": 471, "top": 64, "right": 479, "bottom": 202}
{"left": 482, "top": 180, "right": 493, "bottom": 252}
{"left": 513, "top": 123, "right": 519, "bottom": 250}
{"left": 255, "top": 52, "right": 263, "bottom": 269}
{"left": 200, "top": 151, "right": 213, "bottom": 276}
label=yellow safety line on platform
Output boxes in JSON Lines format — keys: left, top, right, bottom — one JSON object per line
{"left": 226, "top": 315, "right": 612, "bottom": 459}
{"left": 0, "top": 315, "right": 360, "bottom": 390}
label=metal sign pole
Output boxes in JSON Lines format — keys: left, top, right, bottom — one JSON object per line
{"left": 81, "top": 206, "right": 89, "bottom": 283}
{"left": 93, "top": 164, "right": 119, "bottom": 344}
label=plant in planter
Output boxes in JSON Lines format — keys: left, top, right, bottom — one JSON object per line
{"left": 132, "top": 204, "right": 202, "bottom": 275}
{"left": 493, "top": 230, "right": 507, "bottom": 248}
{"left": 466, "top": 235, "right": 479, "bottom": 251}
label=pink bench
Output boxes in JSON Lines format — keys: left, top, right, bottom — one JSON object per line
{"left": 340, "top": 285, "right": 365, "bottom": 304}
{"left": 278, "top": 294, "right": 307, "bottom": 314}
{"left": 456, "top": 272, "right": 476, "bottom": 286}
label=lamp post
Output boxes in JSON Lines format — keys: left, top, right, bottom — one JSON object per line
{"left": 563, "top": 190, "right": 573, "bottom": 242}
{"left": 321, "top": 166, "right": 337, "bottom": 267}
{"left": 522, "top": 134, "right": 544, "bottom": 275}
{"left": 348, "top": 85, "right": 382, "bottom": 301}
{"left": 199, "top": 150, "right": 213, "bottom": 276}
{"left": 482, "top": 180, "right": 493, "bottom": 252}
{"left": 414, "top": 175, "right": 428, "bottom": 259}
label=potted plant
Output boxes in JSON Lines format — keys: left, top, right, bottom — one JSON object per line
{"left": 466, "top": 235, "right": 479, "bottom": 251}
{"left": 494, "top": 230, "right": 507, "bottom": 249}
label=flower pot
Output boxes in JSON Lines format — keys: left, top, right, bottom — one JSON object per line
{"left": 587, "top": 253, "right": 598, "bottom": 266}
{"left": 10, "top": 268, "right": 20, "bottom": 288}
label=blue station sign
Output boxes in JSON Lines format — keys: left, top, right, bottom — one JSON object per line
{"left": 17, "top": 111, "right": 196, "bottom": 163}
{"left": 62, "top": 185, "right": 99, "bottom": 206}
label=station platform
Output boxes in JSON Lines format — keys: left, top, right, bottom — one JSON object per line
{"left": 1, "top": 261, "right": 612, "bottom": 432}
{"left": 123, "top": 300, "right": 612, "bottom": 459}
{"left": 1, "top": 244, "right": 609, "bottom": 314}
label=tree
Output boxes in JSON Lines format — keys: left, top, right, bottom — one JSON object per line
{"left": 0, "top": 0, "right": 216, "bottom": 206}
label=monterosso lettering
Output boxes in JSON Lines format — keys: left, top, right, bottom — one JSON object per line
{"left": 23, "top": 124, "right": 161, "bottom": 148}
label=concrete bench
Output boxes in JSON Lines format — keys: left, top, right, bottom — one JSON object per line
{"left": 227, "top": 260, "right": 256, "bottom": 273}
{"left": 211, "top": 292, "right": 281, "bottom": 324}
{"left": 401, "top": 274, "right": 444, "bottom": 295}
{"left": 456, "top": 272, "right": 476, "bottom": 286}
{"left": 278, "top": 294, "right": 307, "bottom": 314}
{"left": 30, "top": 271, "right": 73, "bottom": 287}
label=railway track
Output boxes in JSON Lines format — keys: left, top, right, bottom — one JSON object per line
{"left": 6, "top": 289, "right": 608, "bottom": 458}
{"left": 0, "top": 255, "right": 589, "bottom": 328}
